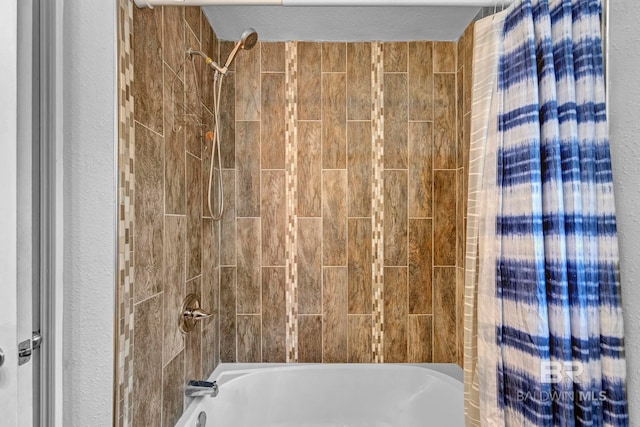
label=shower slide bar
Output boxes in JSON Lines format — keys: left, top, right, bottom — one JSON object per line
{"left": 135, "top": 0, "right": 513, "bottom": 7}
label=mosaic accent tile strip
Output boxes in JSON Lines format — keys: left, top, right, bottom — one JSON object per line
{"left": 285, "top": 41, "right": 299, "bottom": 362}
{"left": 371, "top": 42, "right": 385, "bottom": 363}
{"left": 116, "top": 0, "right": 134, "bottom": 425}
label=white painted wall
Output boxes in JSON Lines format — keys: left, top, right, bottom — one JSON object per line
{"left": 56, "top": 0, "right": 638, "bottom": 425}
{"left": 609, "top": 0, "right": 640, "bottom": 421}
{"left": 0, "top": 1, "right": 19, "bottom": 425}
{"left": 62, "top": 0, "right": 116, "bottom": 425}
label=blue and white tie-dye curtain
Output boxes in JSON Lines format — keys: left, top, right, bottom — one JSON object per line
{"left": 479, "top": 0, "right": 628, "bottom": 425}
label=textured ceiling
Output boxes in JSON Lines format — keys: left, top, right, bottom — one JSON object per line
{"left": 203, "top": 6, "right": 480, "bottom": 42}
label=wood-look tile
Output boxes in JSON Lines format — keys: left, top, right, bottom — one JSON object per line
{"left": 133, "top": 6, "right": 163, "bottom": 132}
{"left": 163, "top": 66, "right": 186, "bottom": 214}
{"left": 261, "top": 73, "right": 285, "bottom": 169}
{"left": 297, "top": 218, "right": 322, "bottom": 314}
{"left": 201, "top": 218, "right": 218, "bottom": 329}
{"left": 220, "top": 267, "right": 236, "bottom": 362}
{"left": 434, "top": 170, "right": 456, "bottom": 266}
{"left": 322, "top": 170, "right": 348, "bottom": 266}
{"left": 236, "top": 121, "right": 261, "bottom": 217}
{"left": 434, "top": 42, "right": 456, "bottom": 73}
{"left": 434, "top": 73, "right": 456, "bottom": 170}
{"left": 409, "top": 219, "right": 432, "bottom": 314}
{"left": 298, "top": 42, "right": 322, "bottom": 121}
{"left": 384, "top": 42, "right": 407, "bottom": 73}
{"left": 408, "top": 121, "right": 433, "bottom": 219}
{"left": 133, "top": 124, "right": 164, "bottom": 302}
{"left": 464, "top": 111, "right": 471, "bottom": 175}
{"left": 185, "top": 277, "right": 202, "bottom": 381}
{"left": 161, "top": 351, "right": 184, "bottom": 427}
{"left": 186, "top": 154, "right": 201, "bottom": 280}
{"left": 184, "top": 29, "right": 202, "bottom": 159}
{"left": 456, "top": 267, "right": 465, "bottom": 367}
{"left": 162, "top": 7, "right": 185, "bottom": 75}
{"left": 220, "top": 170, "right": 236, "bottom": 266}
{"left": 457, "top": 168, "right": 465, "bottom": 268}
{"left": 408, "top": 315, "right": 433, "bottom": 363}
{"left": 408, "top": 42, "right": 433, "bottom": 121}
{"left": 261, "top": 42, "right": 285, "bottom": 72}
{"left": 297, "top": 121, "right": 322, "bottom": 217}
{"left": 348, "top": 218, "right": 371, "bottom": 314}
{"left": 163, "top": 215, "right": 186, "bottom": 365}
{"left": 201, "top": 21, "right": 216, "bottom": 110}
{"left": 298, "top": 315, "right": 323, "bottom": 363}
{"left": 347, "top": 121, "right": 371, "bottom": 217}
{"left": 322, "top": 42, "right": 346, "bottom": 72}
{"left": 457, "top": 30, "right": 466, "bottom": 73}
{"left": 132, "top": 295, "right": 163, "bottom": 427}
{"left": 237, "top": 315, "right": 262, "bottom": 363}
{"left": 384, "top": 170, "right": 408, "bottom": 267}
{"left": 323, "top": 267, "right": 348, "bottom": 363}
{"left": 384, "top": 73, "right": 408, "bottom": 169}
{"left": 347, "top": 43, "right": 371, "bottom": 120}
{"left": 185, "top": 7, "right": 200, "bottom": 42}
{"left": 220, "top": 71, "right": 236, "bottom": 168}
{"left": 383, "top": 267, "right": 408, "bottom": 363}
{"left": 348, "top": 315, "right": 372, "bottom": 363}
{"left": 457, "top": 68, "right": 465, "bottom": 169}
{"left": 463, "top": 24, "right": 474, "bottom": 113}
{"left": 433, "top": 267, "right": 457, "bottom": 363}
{"left": 262, "top": 267, "right": 286, "bottom": 362}
{"left": 202, "top": 316, "right": 219, "bottom": 378}
{"left": 322, "top": 73, "right": 347, "bottom": 169}
{"left": 236, "top": 45, "right": 260, "bottom": 121}
{"left": 261, "top": 171, "right": 286, "bottom": 266}
{"left": 237, "top": 218, "right": 261, "bottom": 314}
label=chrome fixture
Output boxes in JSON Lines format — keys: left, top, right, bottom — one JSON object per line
{"left": 0, "top": 347, "right": 4, "bottom": 367}
{"left": 196, "top": 411, "right": 207, "bottom": 427}
{"left": 185, "top": 380, "right": 219, "bottom": 398}
{"left": 185, "top": 28, "right": 259, "bottom": 221}
{"left": 179, "top": 294, "right": 214, "bottom": 334}
{"left": 187, "top": 28, "right": 258, "bottom": 77}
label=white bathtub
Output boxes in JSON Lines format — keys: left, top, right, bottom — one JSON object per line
{"left": 175, "top": 363, "right": 464, "bottom": 427}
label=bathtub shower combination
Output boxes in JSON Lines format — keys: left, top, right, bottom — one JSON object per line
{"left": 175, "top": 364, "right": 464, "bottom": 427}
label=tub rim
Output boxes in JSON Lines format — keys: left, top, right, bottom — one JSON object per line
{"left": 177, "top": 363, "right": 463, "bottom": 426}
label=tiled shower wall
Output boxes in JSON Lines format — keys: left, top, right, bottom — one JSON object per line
{"left": 118, "top": 4, "right": 476, "bottom": 424}
{"left": 117, "top": 3, "right": 221, "bottom": 426}
{"left": 218, "top": 39, "right": 470, "bottom": 364}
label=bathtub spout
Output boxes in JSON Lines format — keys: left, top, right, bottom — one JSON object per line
{"left": 185, "top": 380, "right": 219, "bottom": 398}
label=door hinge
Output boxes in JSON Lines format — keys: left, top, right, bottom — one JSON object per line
{"left": 18, "top": 332, "right": 42, "bottom": 366}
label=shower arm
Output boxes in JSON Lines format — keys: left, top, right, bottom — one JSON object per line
{"left": 186, "top": 48, "right": 229, "bottom": 76}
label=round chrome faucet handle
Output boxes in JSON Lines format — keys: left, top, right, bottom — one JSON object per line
{"left": 187, "top": 308, "right": 213, "bottom": 320}
{"left": 180, "top": 294, "right": 216, "bottom": 334}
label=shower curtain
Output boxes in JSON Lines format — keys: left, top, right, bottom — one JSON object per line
{"left": 464, "top": 0, "right": 628, "bottom": 426}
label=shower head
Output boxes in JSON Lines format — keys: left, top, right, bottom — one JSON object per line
{"left": 223, "top": 28, "right": 259, "bottom": 70}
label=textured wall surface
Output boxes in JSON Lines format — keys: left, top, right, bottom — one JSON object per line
{"left": 218, "top": 39, "right": 465, "bottom": 365}
{"left": 63, "top": 0, "right": 115, "bottom": 425}
{"left": 609, "top": 0, "right": 640, "bottom": 422}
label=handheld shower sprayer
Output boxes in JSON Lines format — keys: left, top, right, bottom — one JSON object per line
{"left": 187, "top": 28, "right": 258, "bottom": 77}
{"left": 184, "top": 27, "right": 258, "bottom": 221}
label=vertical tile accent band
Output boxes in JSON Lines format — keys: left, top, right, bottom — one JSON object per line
{"left": 116, "top": 0, "right": 134, "bottom": 425}
{"left": 285, "top": 41, "right": 299, "bottom": 362}
{"left": 371, "top": 42, "right": 385, "bottom": 363}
